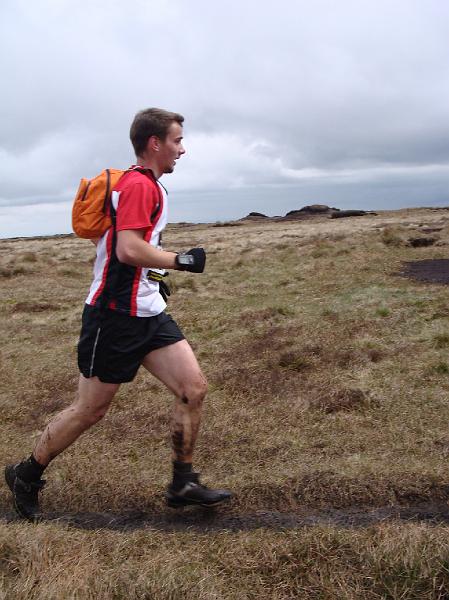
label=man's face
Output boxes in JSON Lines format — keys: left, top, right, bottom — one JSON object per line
{"left": 157, "top": 122, "right": 186, "bottom": 174}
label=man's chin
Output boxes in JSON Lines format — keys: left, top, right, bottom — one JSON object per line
{"left": 164, "top": 165, "right": 175, "bottom": 174}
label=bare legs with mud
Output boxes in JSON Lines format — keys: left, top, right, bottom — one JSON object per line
{"left": 5, "top": 375, "right": 120, "bottom": 521}
{"left": 34, "top": 340, "right": 206, "bottom": 468}
{"left": 33, "top": 376, "right": 120, "bottom": 466}
{"left": 6, "top": 339, "right": 230, "bottom": 520}
{"left": 143, "top": 343, "right": 230, "bottom": 507}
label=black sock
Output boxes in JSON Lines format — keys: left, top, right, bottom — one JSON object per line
{"left": 173, "top": 460, "right": 193, "bottom": 474}
{"left": 16, "top": 454, "right": 46, "bottom": 482}
{"left": 172, "top": 461, "right": 193, "bottom": 490}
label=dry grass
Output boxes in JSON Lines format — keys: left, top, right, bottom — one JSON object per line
{"left": 0, "top": 522, "right": 449, "bottom": 599}
{"left": 1, "top": 208, "right": 449, "bottom": 598}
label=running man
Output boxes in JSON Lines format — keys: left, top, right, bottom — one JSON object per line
{"left": 5, "top": 108, "right": 232, "bottom": 521}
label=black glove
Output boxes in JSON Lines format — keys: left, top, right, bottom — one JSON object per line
{"left": 175, "top": 248, "right": 206, "bottom": 273}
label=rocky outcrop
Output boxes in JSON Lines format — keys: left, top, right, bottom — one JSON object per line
{"left": 248, "top": 212, "right": 268, "bottom": 218}
{"left": 241, "top": 212, "right": 270, "bottom": 220}
{"left": 241, "top": 205, "right": 375, "bottom": 222}
{"left": 286, "top": 205, "right": 337, "bottom": 216}
{"left": 331, "top": 210, "right": 377, "bottom": 219}
{"left": 282, "top": 205, "right": 340, "bottom": 221}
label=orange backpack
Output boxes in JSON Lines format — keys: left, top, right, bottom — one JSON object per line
{"left": 72, "top": 169, "right": 126, "bottom": 238}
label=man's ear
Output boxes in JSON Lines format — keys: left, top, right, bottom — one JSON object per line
{"left": 147, "top": 135, "right": 161, "bottom": 152}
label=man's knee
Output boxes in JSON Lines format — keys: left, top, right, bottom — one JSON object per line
{"left": 71, "top": 403, "right": 110, "bottom": 427}
{"left": 85, "top": 407, "right": 109, "bottom": 426}
{"left": 180, "top": 377, "right": 208, "bottom": 409}
{"left": 76, "top": 375, "right": 118, "bottom": 426}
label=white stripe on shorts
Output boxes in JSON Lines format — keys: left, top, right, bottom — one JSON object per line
{"left": 89, "top": 327, "right": 101, "bottom": 377}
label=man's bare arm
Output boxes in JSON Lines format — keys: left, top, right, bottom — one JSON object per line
{"left": 116, "top": 229, "right": 177, "bottom": 269}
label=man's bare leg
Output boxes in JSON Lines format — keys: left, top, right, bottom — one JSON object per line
{"left": 142, "top": 339, "right": 232, "bottom": 507}
{"left": 5, "top": 375, "right": 119, "bottom": 520}
{"left": 33, "top": 375, "right": 120, "bottom": 465}
{"left": 142, "top": 339, "right": 206, "bottom": 464}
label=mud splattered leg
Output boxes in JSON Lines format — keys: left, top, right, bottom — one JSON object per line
{"left": 33, "top": 375, "right": 119, "bottom": 466}
{"left": 171, "top": 394, "right": 203, "bottom": 463}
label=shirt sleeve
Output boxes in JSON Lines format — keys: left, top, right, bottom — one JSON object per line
{"left": 115, "top": 181, "right": 159, "bottom": 232}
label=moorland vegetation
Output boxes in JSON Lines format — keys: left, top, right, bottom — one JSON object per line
{"left": 1, "top": 207, "right": 449, "bottom": 599}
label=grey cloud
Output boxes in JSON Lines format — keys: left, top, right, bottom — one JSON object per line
{"left": 1, "top": 0, "right": 449, "bottom": 236}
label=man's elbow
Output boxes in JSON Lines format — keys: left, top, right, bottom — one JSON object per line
{"left": 116, "top": 243, "right": 139, "bottom": 265}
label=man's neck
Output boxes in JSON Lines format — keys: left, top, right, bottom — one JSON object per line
{"left": 136, "top": 157, "right": 162, "bottom": 180}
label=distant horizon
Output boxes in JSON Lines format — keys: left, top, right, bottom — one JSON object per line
{"left": 2, "top": 169, "right": 449, "bottom": 240}
{"left": 2, "top": 199, "right": 449, "bottom": 241}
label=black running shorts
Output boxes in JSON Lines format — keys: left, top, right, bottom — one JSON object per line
{"left": 77, "top": 304, "right": 185, "bottom": 384}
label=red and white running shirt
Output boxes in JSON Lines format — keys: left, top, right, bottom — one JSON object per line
{"left": 85, "top": 168, "right": 168, "bottom": 317}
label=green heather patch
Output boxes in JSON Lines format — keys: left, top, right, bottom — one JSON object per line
{"left": 380, "top": 226, "right": 406, "bottom": 246}
{"left": 19, "top": 251, "right": 38, "bottom": 262}
{"left": 433, "top": 333, "right": 449, "bottom": 348}
{"left": 310, "top": 241, "right": 334, "bottom": 258}
{"left": 0, "top": 265, "right": 27, "bottom": 278}
{"left": 429, "top": 362, "right": 449, "bottom": 375}
{"left": 278, "top": 351, "right": 311, "bottom": 372}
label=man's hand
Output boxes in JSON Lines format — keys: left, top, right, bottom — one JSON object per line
{"left": 175, "top": 248, "right": 206, "bottom": 273}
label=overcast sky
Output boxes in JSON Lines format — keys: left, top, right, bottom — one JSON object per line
{"left": 1, "top": 0, "right": 449, "bottom": 238}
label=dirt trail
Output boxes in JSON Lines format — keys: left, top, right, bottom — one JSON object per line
{"left": 2, "top": 504, "right": 449, "bottom": 532}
